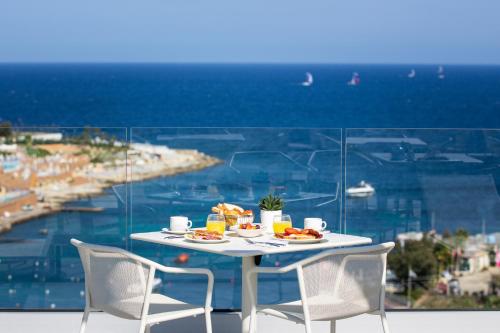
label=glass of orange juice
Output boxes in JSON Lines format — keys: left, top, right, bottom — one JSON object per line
{"left": 206, "top": 214, "right": 226, "bottom": 235}
{"left": 273, "top": 214, "right": 292, "bottom": 234}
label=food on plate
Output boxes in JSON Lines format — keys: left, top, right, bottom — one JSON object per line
{"left": 275, "top": 228, "right": 323, "bottom": 240}
{"left": 188, "top": 230, "right": 224, "bottom": 240}
{"left": 236, "top": 222, "right": 263, "bottom": 237}
{"left": 239, "top": 222, "right": 260, "bottom": 230}
{"left": 211, "top": 203, "right": 253, "bottom": 226}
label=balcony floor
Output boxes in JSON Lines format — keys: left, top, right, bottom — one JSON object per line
{"left": 0, "top": 311, "right": 498, "bottom": 333}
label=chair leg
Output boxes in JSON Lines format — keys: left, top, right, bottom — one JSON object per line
{"left": 380, "top": 312, "right": 390, "bottom": 333}
{"left": 304, "top": 319, "right": 313, "bottom": 333}
{"left": 80, "top": 308, "right": 90, "bottom": 333}
{"left": 145, "top": 324, "right": 151, "bottom": 333}
{"left": 138, "top": 320, "right": 147, "bottom": 333}
{"left": 248, "top": 307, "right": 256, "bottom": 333}
{"left": 330, "top": 320, "right": 336, "bottom": 333}
{"left": 205, "top": 309, "right": 213, "bottom": 333}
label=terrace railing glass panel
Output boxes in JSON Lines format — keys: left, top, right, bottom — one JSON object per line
{"left": 0, "top": 127, "right": 128, "bottom": 309}
{"left": 345, "top": 128, "right": 500, "bottom": 309}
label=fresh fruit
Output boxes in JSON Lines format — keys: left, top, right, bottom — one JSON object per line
{"left": 239, "top": 223, "right": 260, "bottom": 230}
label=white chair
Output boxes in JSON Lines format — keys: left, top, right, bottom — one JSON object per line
{"left": 246, "top": 242, "right": 395, "bottom": 333}
{"left": 71, "top": 239, "right": 214, "bottom": 333}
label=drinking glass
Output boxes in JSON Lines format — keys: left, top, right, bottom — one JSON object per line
{"left": 206, "top": 214, "right": 226, "bottom": 235}
{"left": 273, "top": 214, "right": 292, "bottom": 234}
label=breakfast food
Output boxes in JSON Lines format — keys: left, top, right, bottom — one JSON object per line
{"left": 236, "top": 222, "right": 263, "bottom": 237}
{"left": 188, "top": 230, "right": 224, "bottom": 240}
{"left": 211, "top": 203, "right": 253, "bottom": 226}
{"left": 212, "top": 203, "right": 253, "bottom": 216}
{"left": 274, "top": 227, "right": 323, "bottom": 240}
{"left": 239, "top": 222, "right": 260, "bottom": 230}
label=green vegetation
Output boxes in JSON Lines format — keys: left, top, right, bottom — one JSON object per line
{"left": 417, "top": 294, "right": 500, "bottom": 309}
{"left": 388, "top": 236, "right": 437, "bottom": 288}
{"left": 26, "top": 146, "right": 50, "bottom": 158}
{"left": 0, "top": 121, "right": 13, "bottom": 138}
{"left": 259, "top": 194, "right": 284, "bottom": 211}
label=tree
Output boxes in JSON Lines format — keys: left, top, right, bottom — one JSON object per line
{"left": 453, "top": 228, "right": 469, "bottom": 271}
{"left": 433, "top": 242, "right": 452, "bottom": 274}
{"left": 0, "top": 121, "right": 12, "bottom": 138}
{"left": 388, "top": 237, "right": 437, "bottom": 289}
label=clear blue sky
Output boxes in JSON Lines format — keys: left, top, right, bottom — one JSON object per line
{"left": 1, "top": 0, "right": 499, "bottom": 64}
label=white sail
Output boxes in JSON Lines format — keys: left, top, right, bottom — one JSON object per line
{"left": 347, "top": 72, "right": 360, "bottom": 86}
{"left": 302, "top": 72, "right": 313, "bottom": 86}
{"left": 408, "top": 69, "right": 416, "bottom": 78}
{"left": 438, "top": 65, "right": 445, "bottom": 79}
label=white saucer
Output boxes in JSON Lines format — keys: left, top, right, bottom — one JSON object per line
{"left": 161, "top": 228, "right": 190, "bottom": 235}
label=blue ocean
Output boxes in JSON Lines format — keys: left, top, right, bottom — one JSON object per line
{"left": 1, "top": 64, "right": 500, "bottom": 128}
{"left": 1, "top": 64, "right": 500, "bottom": 310}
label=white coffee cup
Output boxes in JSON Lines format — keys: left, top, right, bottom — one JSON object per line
{"left": 304, "top": 218, "right": 327, "bottom": 231}
{"left": 170, "top": 216, "right": 192, "bottom": 231}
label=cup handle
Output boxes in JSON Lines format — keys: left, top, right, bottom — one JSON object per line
{"left": 321, "top": 220, "right": 327, "bottom": 231}
{"left": 187, "top": 220, "right": 193, "bottom": 229}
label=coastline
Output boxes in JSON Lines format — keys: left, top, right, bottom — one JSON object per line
{"left": 0, "top": 148, "right": 221, "bottom": 234}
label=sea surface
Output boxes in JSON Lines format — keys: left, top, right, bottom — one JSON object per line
{"left": 1, "top": 64, "right": 500, "bottom": 310}
{"left": 1, "top": 64, "right": 500, "bottom": 128}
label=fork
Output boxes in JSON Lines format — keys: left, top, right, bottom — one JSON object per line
{"left": 163, "top": 235, "right": 185, "bottom": 239}
{"left": 245, "top": 238, "right": 286, "bottom": 247}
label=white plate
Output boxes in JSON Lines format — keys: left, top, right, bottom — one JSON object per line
{"left": 272, "top": 236, "right": 324, "bottom": 244}
{"left": 235, "top": 228, "right": 263, "bottom": 238}
{"left": 184, "top": 233, "right": 228, "bottom": 244}
{"left": 162, "top": 228, "right": 190, "bottom": 235}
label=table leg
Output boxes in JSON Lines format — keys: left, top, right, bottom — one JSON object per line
{"left": 242, "top": 256, "right": 257, "bottom": 333}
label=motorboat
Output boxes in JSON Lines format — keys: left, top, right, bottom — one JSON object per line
{"left": 346, "top": 181, "right": 375, "bottom": 198}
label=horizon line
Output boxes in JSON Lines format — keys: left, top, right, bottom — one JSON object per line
{"left": 1, "top": 61, "right": 500, "bottom": 66}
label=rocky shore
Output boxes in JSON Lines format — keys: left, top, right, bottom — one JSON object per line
{"left": 0, "top": 145, "right": 221, "bottom": 234}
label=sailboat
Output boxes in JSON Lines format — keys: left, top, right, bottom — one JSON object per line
{"left": 437, "top": 66, "right": 445, "bottom": 79}
{"left": 347, "top": 72, "right": 360, "bottom": 86}
{"left": 302, "top": 72, "right": 314, "bottom": 86}
{"left": 408, "top": 69, "right": 416, "bottom": 78}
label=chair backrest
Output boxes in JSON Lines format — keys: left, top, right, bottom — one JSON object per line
{"left": 299, "top": 242, "right": 394, "bottom": 321}
{"left": 71, "top": 239, "right": 153, "bottom": 320}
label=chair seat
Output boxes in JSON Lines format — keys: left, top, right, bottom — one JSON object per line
{"left": 258, "top": 300, "right": 305, "bottom": 323}
{"left": 146, "top": 293, "right": 207, "bottom": 323}
{"left": 258, "top": 295, "right": 373, "bottom": 322}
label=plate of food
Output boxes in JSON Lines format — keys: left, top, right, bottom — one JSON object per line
{"left": 212, "top": 203, "right": 254, "bottom": 229}
{"left": 274, "top": 228, "right": 324, "bottom": 244}
{"left": 184, "top": 230, "right": 228, "bottom": 244}
{"left": 235, "top": 223, "right": 263, "bottom": 238}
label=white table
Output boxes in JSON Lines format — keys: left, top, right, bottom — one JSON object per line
{"left": 131, "top": 231, "right": 372, "bottom": 333}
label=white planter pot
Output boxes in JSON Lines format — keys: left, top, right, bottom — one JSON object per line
{"left": 260, "top": 210, "right": 282, "bottom": 234}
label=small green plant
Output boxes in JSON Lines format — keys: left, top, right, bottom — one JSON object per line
{"left": 259, "top": 194, "right": 284, "bottom": 211}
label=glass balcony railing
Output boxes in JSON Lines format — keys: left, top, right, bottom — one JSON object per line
{"left": 1, "top": 126, "right": 499, "bottom": 310}
{"left": 0, "top": 127, "right": 127, "bottom": 309}
{"left": 346, "top": 129, "right": 500, "bottom": 309}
